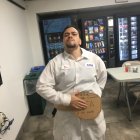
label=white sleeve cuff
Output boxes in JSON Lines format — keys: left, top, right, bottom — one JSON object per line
{"left": 62, "top": 94, "right": 71, "bottom": 106}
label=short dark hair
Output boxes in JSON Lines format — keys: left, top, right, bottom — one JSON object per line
{"left": 61, "top": 25, "right": 81, "bottom": 39}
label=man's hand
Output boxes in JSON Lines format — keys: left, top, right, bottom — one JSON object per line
{"left": 70, "top": 93, "right": 88, "bottom": 110}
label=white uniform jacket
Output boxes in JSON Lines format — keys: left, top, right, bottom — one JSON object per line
{"left": 36, "top": 48, "right": 107, "bottom": 140}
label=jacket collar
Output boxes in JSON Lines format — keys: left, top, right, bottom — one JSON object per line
{"left": 63, "top": 48, "right": 89, "bottom": 60}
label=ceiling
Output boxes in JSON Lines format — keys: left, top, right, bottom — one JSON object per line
{"left": 24, "top": 0, "right": 37, "bottom": 1}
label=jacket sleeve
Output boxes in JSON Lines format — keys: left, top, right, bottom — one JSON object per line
{"left": 96, "top": 58, "right": 107, "bottom": 90}
{"left": 36, "top": 61, "right": 71, "bottom": 106}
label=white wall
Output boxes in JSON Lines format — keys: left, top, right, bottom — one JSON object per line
{"left": 25, "top": 0, "right": 140, "bottom": 66}
{"left": 0, "top": 0, "right": 33, "bottom": 140}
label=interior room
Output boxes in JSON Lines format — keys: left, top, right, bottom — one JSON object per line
{"left": 0, "top": 0, "right": 140, "bottom": 140}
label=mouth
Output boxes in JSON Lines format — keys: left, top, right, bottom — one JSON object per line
{"left": 67, "top": 39, "right": 75, "bottom": 44}
{"left": 67, "top": 38, "right": 74, "bottom": 42}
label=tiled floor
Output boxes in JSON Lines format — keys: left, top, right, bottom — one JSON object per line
{"left": 18, "top": 78, "right": 140, "bottom": 140}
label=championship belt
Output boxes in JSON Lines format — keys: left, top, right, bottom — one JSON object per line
{"left": 55, "top": 91, "right": 102, "bottom": 120}
{"left": 74, "top": 91, "right": 102, "bottom": 120}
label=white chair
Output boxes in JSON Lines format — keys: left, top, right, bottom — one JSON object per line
{"left": 122, "top": 61, "right": 140, "bottom": 109}
{"left": 132, "top": 91, "right": 140, "bottom": 109}
{"left": 117, "top": 61, "right": 140, "bottom": 108}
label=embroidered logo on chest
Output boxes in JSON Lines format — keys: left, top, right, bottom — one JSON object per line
{"left": 85, "top": 63, "right": 95, "bottom": 68}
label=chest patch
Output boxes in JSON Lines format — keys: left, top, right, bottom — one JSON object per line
{"left": 85, "top": 63, "right": 95, "bottom": 68}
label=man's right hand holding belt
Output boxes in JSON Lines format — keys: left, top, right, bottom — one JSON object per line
{"left": 70, "top": 93, "right": 88, "bottom": 110}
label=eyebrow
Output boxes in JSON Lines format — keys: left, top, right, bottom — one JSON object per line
{"left": 64, "top": 31, "right": 78, "bottom": 35}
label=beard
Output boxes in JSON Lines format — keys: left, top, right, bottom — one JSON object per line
{"left": 65, "top": 40, "right": 77, "bottom": 48}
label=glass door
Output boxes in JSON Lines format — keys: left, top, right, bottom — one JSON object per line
{"left": 130, "top": 16, "right": 138, "bottom": 59}
{"left": 42, "top": 17, "right": 71, "bottom": 62}
{"left": 118, "top": 17, "right": 129, "bottom": 61}
{"left": 83, "top": 18, "right": 107, "bottom": 61}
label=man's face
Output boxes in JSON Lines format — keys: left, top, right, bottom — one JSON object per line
{"left": 63, "top": 27, "right": 81, "bottom": 50}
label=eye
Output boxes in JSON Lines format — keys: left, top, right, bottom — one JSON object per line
{"left": 64, "top": 33, "right": 69, "bottom": 37}
{"left": 72, "top": 33, "right": 78, "bottom": 36}
{"left": 63, "top": 32, "right": 78, "bottom": 38}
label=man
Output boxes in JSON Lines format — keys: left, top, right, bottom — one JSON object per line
{"left": 36, "top": 25, "right": 107, "bottom": 140}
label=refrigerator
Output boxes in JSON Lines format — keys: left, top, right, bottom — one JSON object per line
{"left": 39, "top": 17, "right": 71, "bottom": 64}
{"left": 115, "top": 16, "right": 140, "bottom": 66}
{"left": 81, "top": 17, "right": 108, "bottom": 67}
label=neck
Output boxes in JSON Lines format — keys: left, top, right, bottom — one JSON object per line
{"left": 66, "top": 47, "right": 82, "bottom": 59}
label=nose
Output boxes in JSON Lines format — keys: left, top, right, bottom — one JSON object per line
{"left": 68, "top": 33, "right": 73, "bottom": 38}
